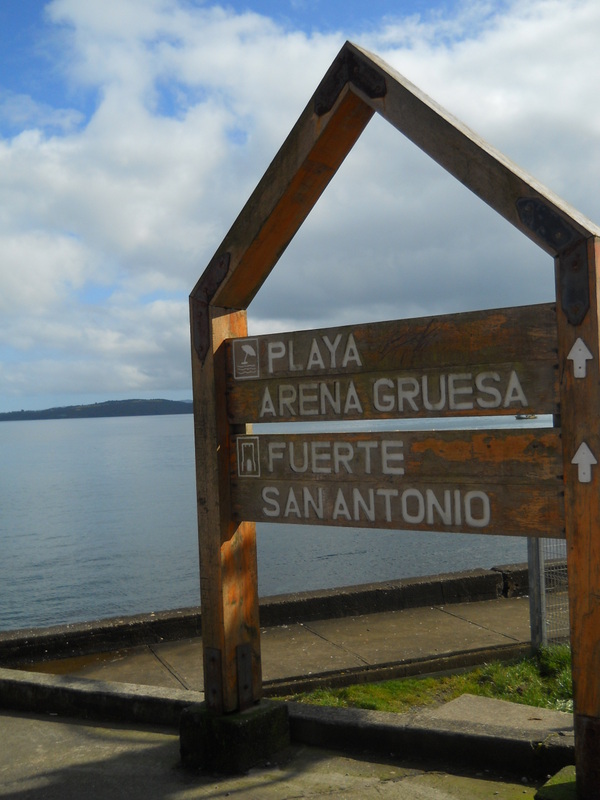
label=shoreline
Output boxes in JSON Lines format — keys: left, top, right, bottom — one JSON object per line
{"left": 0, "top": 562, "right": 529, "bottom": 667}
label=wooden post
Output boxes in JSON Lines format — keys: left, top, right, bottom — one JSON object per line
{"left": 190, "top": 259, "right": 262, "bottom": 714}
{"left": 556, "top": 237, "right": 600, "bottom": 798}
{"left": 188, "top": 79, "right": 373, "bottom": 716}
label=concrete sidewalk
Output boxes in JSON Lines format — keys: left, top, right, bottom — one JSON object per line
{"left": 21, "top": 596, "right": 533, "bottom": 695}
{"left": 0, "top": 707, "right": 566, "bottom": 800}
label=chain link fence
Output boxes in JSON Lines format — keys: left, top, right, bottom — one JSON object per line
{"left": 528, "top": 537, "right": 570, "bottom": 647}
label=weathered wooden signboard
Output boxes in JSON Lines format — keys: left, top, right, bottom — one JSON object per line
{"left": 190, "top": 41, "right": 600, "bottom": 797}
{"left": 227, "top": 304, "right": 563, "bottom": 537}
{"left": 226, "top": 304, "right": 558, "bottom": 422}
{"left": 230, "top": 428, "right": 563, "bottom": 536}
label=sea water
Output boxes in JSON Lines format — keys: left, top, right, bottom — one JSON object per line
{"left": 0, "top": 414, "right": 548, "bottom": 631}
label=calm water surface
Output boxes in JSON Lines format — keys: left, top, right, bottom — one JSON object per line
{"left": 0, "top": 414, "right": 546, "bottom": 631}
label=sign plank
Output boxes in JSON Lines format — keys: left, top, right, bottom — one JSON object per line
{"left": 228, "top": 363, "right": 556, "bottom": 423}
{"left": 229, "top": 303, "right": 557, "bottom": 378}
{"left": 231, "top": 479, "right": 562, "bottom": 537}
{"left": 232, "top": 428, "right": 561, "bottom": 481}
{"left": 230, "top": 428, "right": 564, "bottom": 537}
{"left": 227, "top": 304, "right": 558, "bottom": 423}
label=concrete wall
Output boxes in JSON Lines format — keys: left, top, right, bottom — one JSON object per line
{"left": 0, "top": 563, "right": 530, "bottom": 667}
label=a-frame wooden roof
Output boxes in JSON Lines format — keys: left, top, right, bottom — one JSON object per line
{"left": 191, "top": 40, "right": 600, "bottom": 350}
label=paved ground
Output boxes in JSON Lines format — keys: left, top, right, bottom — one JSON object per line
{"left": 0, "top": 595, "right": 575, "bottom": 798}
{"left": 0, "top": 710, "right": 549, "bottom": 799}
{"left": 24, "top": 596, "right": 533, "bottom": 693}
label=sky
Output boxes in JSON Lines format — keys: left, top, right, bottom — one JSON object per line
{"left": 1, "top": 0, "right": 600, "bottom": 412}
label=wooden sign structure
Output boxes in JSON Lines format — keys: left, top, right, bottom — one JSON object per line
{"left": 227, "top": 304, "right": 563, "bottom": 538}
{"left": 190, "top": 42, "right": 600, "bottom": 797}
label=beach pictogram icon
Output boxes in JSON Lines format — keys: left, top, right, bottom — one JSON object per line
{"left": 241, "top": 343, "right": 256, "bottom": 364}
{"left": 233, "top": 338, "right": 259, "bottom": 379}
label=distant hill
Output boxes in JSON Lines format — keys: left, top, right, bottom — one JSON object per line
{"left": 0, "top": 399, "right": 193, "bottom": 422}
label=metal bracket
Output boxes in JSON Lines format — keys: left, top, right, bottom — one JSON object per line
{"left": 236, "top": 643, "right": 254, "bottom": 711}
{"left": 516, "top": 197, "right": 579, "bottom": 253}
{"left": 558, "top": 238, "right": 590, "bottom": 326}
{"left": 204, "top": 646, "right": 223, "bottom": 713}
{"left": 517, "top": 197, "right": 589, "bottom": 326}
{"left": 191, "top": 252, "right": 231, "bottom": 363}
{"left": 314, "top": 47, "right": 387, "bottom": 116}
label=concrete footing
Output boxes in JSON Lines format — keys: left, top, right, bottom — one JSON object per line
{"left": 180, "top": 699, "right": 290, "bottom": 774}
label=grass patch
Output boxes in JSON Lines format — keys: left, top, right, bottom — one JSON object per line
{"left": 281, "top": 645, "right": 573, "bottom": 714}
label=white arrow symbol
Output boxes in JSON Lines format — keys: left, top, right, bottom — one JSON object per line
{"left": 572, "top": 442, "right": 597, "bottom": 483}
{"left": 568, "top": 338, "right": 593, "bottom": 378}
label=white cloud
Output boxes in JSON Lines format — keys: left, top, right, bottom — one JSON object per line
{"left": 1, "top": 0, "right": 600, "bottom": 410}
{"left": 0, "top": 91, "right": 83, "bottom": 133}
{"left": 370, "top": 0, "right": 600, "bottom": 206}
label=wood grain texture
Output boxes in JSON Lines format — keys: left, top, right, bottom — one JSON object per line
{"left": 192, "top": 86, "right": 373, "bottom": 311}
{"left": 192, "top": 40, "right": 600, "bottom": 321}
{"left": 556, "top": 238, "right": 600, "bottom": 795}
{"left": 190, "top": 303, "right": 262, "bottom": 713}
{"left": 228, "top": 303, "right": 557, "bottom": 377}
{"left": 558, "top": 239, "right": 600, "bottom": 717}
{"left": 347, "top": 41, "right": 600, "bottom": 252}
{"left": 228, "top": 363, "right": 557, "bottom": 423}
{"left": 230, "top": 429, "right": 563, "bottom": 537}
{"left": 231, "top": 428, "right": 562, "bottom": 481}
{"left": 230, "top": 480, "right": 562, "bottom": 538}
{"left": 227, "top": 304, "right": 558, "bottom": 422}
